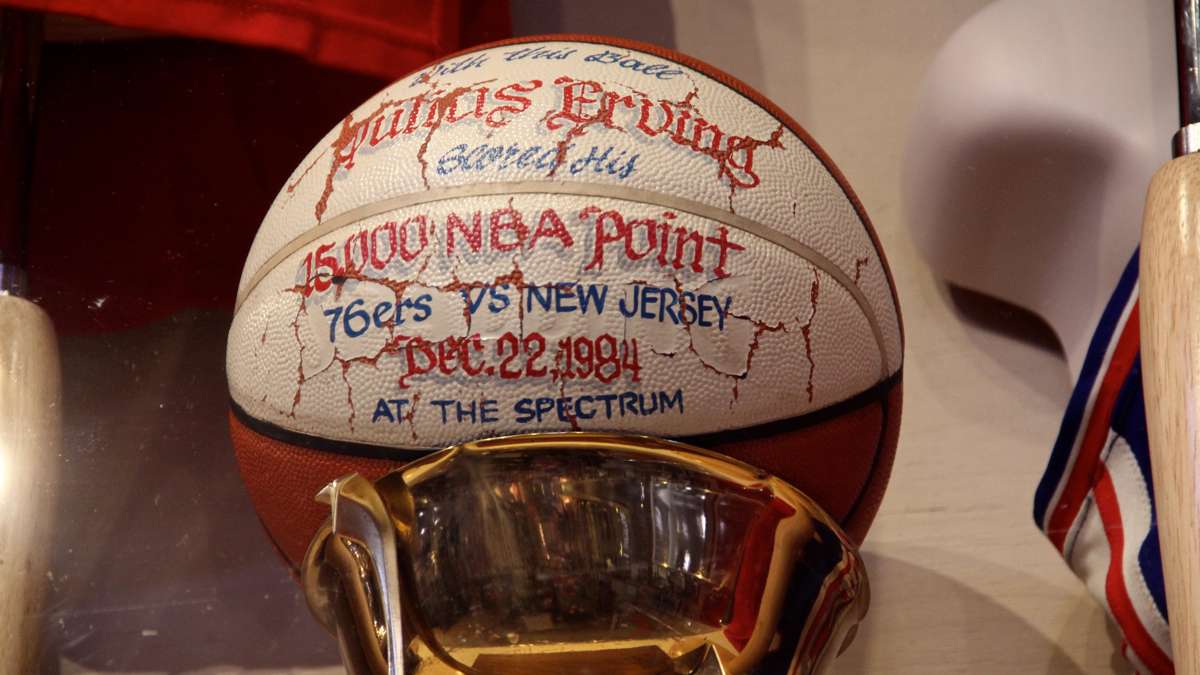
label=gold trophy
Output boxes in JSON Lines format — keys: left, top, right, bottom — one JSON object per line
{"left": 301, "top": 433, "right": 868, "bottom": 675}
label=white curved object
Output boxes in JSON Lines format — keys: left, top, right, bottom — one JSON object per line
{"left": 904, "top": 0, "right": 1175, "bottom": 378}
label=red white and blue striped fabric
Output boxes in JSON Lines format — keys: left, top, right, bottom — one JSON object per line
{"left": 1034, "top": 251, "right": 1172, "bottom": 674}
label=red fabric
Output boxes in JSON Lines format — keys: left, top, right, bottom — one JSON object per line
{"left": 10, "top": 2, "right": 508, "bottom": 334}
{"left": 1093, "top": 466, "right": 1174, "bottom": 675}
{"left": 3, "top": 0, "right": 510, "bottom": 79}
{"left": 1046, "top": 303, "right": 1140, "bottom": 550}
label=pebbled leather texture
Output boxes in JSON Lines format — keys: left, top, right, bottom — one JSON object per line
{"left": 226, "top": 35, "right": 904, "bottom": 548}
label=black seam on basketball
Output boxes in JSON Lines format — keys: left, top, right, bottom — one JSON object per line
{"left": 231, "top": 402, "right": 431, "bottom": 461}
{"left": 685, "top": 370, "right": 900, "bottom": 447}
{"left": 229, "top": 368, "right": 902, "bottom": 462}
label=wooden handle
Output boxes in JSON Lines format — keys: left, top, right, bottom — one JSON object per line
{"left": 0, "top": 296, "right": 60, "bottom": 671}
{"left": 1141, "top": 151, "right": 1200, "bottom": 673}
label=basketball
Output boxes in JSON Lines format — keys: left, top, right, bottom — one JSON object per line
{"left": 226, "top": 35, "right": 904, "bottom": 567}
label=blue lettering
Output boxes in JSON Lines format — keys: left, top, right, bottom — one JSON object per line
{"left": 430, "top": 399, "right": 489, "bottom": 423}
{"left": 504, "top": 46, "right": 577, "bottom": 61}
{"left": 660, "top": 288, "right": 679, "bottom": 324}
{"left": 619, "top": 391, "right": 638, "bottom": 416}
{"left": 431, "top": 399, "right": 455, "bottom": 424}
{"left": 527, "top": 285, "right": 553, "bottom": 312}
{"left": 516, "top": 146, "right": 540, "bottom": 168}
{"left": 514, "top": 398, "right": 534, "bottom": 423}
{"left": 535, "top": 146, "right": 561, "bottom": 170}
{"left": 568, "top": 145, "right": 637, "bottom": 179}
{"left": 719, "top": 295, "right": 732, "bottom": 331}
{"left": 639, "top": 286, "right": 658, "bottom": 320}
{"left": 583, "top": 49, "right": 683, "bottom": 80}
{"left": 618, "top": 285, "right": 639, "bottom": 318}
{"left": 480, "top": 399, "right": 499, "bottom": 423}
{"left": 372, "top": 399, "right": 395, "bottom": 423}
{"left": 343, "top": 298, "right": 370, "bottom": 337}
{"left": 411, "top": 294, "right": 432, "bottom": 322}
{"left": 661, "top": 389, "right": 684, "bottom": 414}
{"left": 556, "top": 397, "right": 574, "bottom": 422}
{"left": 570, "top": 145, "right": 611, "bottom": 175}
{"left": 681, "top": 291, "right": 697, "bottom": 325}
{"left": 323, "top": 306, "right": 343, "bottom": 342}
{"left": 617, "top": 285, "right": 731, "bottom": 330}
{"left": 697, "top": 294, "right": 716, "bottom": 328}
{"left": 436, "top": 144, "right": 467, "bottom": 175}
{"left": 464, "top": 145, "right": 487, "bottom": 170}
{"left": 595, "top": 393, "right": 618, "bottom": 418}
{"left": 613, "top": 152, "right": 639, "bottom": 179}
{"left": 577, "top": 284, "right": 607, "bottom": 313}
{"left": 584, "top": 49, "right": 622, "bottom": 65}
{"left": 436, "top": 141, "right": 632, "bottom": 178}
{"left": 477, "top": 145, "right": 504, "bottom": 170}
{"left": 409, "top": 54, "right": 488, "bottom": 87}
{"left": 498, "top": 145, "right": 522, "bottom": 169}
{"left": 372, "top": 301, "right": 392, "bottom": 327}
{"left": 575, "top": 396, "right": 596, "bottom": 419}
{"left": 509, "top": 390, "right": 681, "bottom": 424}
{"left": 462, "top": 287, "right": 488, "bottom": 315}
{"left": 554, "top": 283, "right": 577, "bottom": 313}
{"left": 487, "top": 285, "right": 511, "bottom": 313}
{"left": 638, "top": 393, "right": 657, "bottom": 415}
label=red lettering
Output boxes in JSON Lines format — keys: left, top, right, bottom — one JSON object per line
{"left": 402, "top": 95, "right": 429, "bottom": 135}
{"left": 460, "top": 335, "right": 486, "bottom": 376}
{"left": 582, "top": 207, "right": 627, "bottom": 271}
{"left": 542, "top": 80, "right": 773, "bottom": 190}
{"left": 400, "top": 338, "right": 436, "bottom": 388}
{"left": 370, "top": 221, "right": 397, "bottom": 270}
{"left": 437, "top": 338, "right": 459, "bottom": 375}
{"left": 314, "top": 242, "right": 338, "bottom": 292}
{"left": 446, "top": 211, "right": 482, "bottom": 254}
{"left": 671, "top": 227, "right": 705, "bottom": 273}
{"left": 398, "top": 215, "right": 428, "bottom": 262}
{"left": 387, "top": 99, "right": 412, "bottom": 137}
{"left": 625, "top": 218, "right": 659, "bottom": 261}
{"left": 691, "top": 119, "right": 723, "bottom": 155}
{"left": 446, "top": 87, "right": 487, "bottom": 124}
{"left": 489, "top": 80, "right": 543, "bottom": 126}
{"left": 705, "top": 226, "right": 745, "bottom": 279}
{"left": 529, "top": 208, "right": 574, "bottom": 249}
{"left": 489, "top": 207, "right": 528, "bottom": 252}
{"left": 546, "top": 78, "right": 603, "bottom": 130}
{"left": 343, "top": 230, "right": 369, "bottom": 274}
{"left": 334, "top": 124, "right": 370, "bottom": 171}
{"left": 723, "top": 136, "right": 761, "bottom": 189}
{"left": 368, "top": 115, "right": 391, "bottom": 147}
{"left": 656, "top": 213, "right": 673, "bottom": 267}
{"left": 635, "top": 99, "right": 673, "bottom": 137}
{"left": 670, "top": 108, "right": 693, "bottom": 146}
{"left": 301, "top": 251, "right": 314, "bottom": 295}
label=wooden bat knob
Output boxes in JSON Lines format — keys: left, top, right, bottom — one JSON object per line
{"left": 0, "top": 296, "right": 60, "bottom": 672}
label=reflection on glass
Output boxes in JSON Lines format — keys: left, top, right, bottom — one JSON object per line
{"left": 302, "top": 434, "right": 868, "bottom": 675}
{"left": 409, "top": 450, "right": 779, "bottom": 662}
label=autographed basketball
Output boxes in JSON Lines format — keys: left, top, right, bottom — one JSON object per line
{"left": 226, "top": 35, "right": 904, "bottom": 567}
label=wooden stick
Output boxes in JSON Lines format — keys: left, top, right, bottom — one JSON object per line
{"left": 1141, "top": 151, "right": 1200, "bottom": 673}
{"left": 0, "top": 296, "right": 60, "bottom": 671}
{"left": 0, "top": 8, "right": 54, "bottom": 671}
